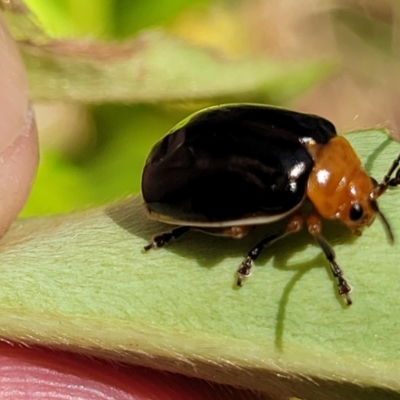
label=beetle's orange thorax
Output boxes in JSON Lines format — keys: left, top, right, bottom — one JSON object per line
{"left": 306, "top": 136, "right": 375, "bottom": 230}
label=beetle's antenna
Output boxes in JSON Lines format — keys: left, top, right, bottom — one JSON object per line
{"left": 370, "top": 199, "right": 394, "bottom": 244}
{"left": 374, "top": 151, "right": 400, "bottom": 197}
{"left": 383, "top": 151, "right": 400, "bottom": 185}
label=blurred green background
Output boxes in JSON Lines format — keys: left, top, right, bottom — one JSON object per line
{"left": 12, "top": 0, "right": 400, "bottom": 216}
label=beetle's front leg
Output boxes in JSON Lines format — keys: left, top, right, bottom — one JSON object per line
{"left": 237, "top": 215, "right": 303, "bottom": 286}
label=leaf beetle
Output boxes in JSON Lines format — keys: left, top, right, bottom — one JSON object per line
{"left": 142, "top": 104, "right": 400, "bottom": 305}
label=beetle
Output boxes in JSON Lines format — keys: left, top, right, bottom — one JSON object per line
{"left": 141, "top": 103, "right": 400, "bottom": 305}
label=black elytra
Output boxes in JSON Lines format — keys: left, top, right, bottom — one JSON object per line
{"left": 142, "top": 104, "right": 335, "bottom": 224}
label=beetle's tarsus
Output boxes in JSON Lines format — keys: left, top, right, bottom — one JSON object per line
{"left": 144, "top": 237, "right": 164, "bottom": 251}
{"left": 143, "top": 234, "right": 166, "bottom": 251}
{"left": 332, "top": 266, "right": 353, "bottom": 306}
{"left": 144, "top": 226, "right": 191, "bottom": 251}
{"left": 143, "top": 242, "right": 155, "bottom": 251}
{"left": 344, "top": 293, "right": 353, "bottom": 306}
{"left": 236, "top": 228, "right": 294, "bottom": 287}
{"left": 237, "top": 257, "right": 253, "bottom": 286}
{"left": 337, "top": 277, "right": 352, "bottom": 305}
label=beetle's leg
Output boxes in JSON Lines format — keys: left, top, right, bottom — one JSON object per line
{"left": 237, "top": 215, "right": 303, "bottom": 286}
{"left": 307, "top": 213, "right": 352, "bottom": 305}
{"left": 144, "top": 226, "right": 191, "bottom": 251}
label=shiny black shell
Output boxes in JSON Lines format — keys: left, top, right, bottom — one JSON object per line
{"left": 142, "top": 104, "right": 337, "bottom": 225}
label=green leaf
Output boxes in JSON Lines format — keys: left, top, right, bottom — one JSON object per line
{"left": 19, "top": 30, "right": 335, "bottom": 104}
{"left": 2, "top": 2, "right": 336, "bottom": 105}
{"left": 1, "top": 130, "right": 400, "bottom": 399}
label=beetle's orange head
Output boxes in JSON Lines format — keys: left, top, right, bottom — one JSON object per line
{"left": 307, "top": 136, "right": 400, "bottom": 242}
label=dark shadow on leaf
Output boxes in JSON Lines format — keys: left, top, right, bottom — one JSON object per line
{"left": 364, "top": 136, "right": 392, "bottom": 173}
{"left": 107, "top": 195, "right": 360, "bottom": 348}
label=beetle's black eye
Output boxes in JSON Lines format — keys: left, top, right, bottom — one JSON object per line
{"left": 349, "top": 203, "right": 364, "bottom": 221}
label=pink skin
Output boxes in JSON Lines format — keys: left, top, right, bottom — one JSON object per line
{"left": 0, "top": 343, "right": 260, "bottom": 400}
{"left": 0, "top": 15, "right": 38, "bottom": 236}
{"left": 0, "top": 14, "right": 265, "bottom": 400}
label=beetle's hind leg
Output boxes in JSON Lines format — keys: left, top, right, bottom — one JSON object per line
{"left": 307, "top": 213, "right": 352, "bottom": 305}
{"left": 237, "top": 215, "right": 303, "bottom": 286}
{"left": 144, "top": 226, "right": 191, "bottom": 251}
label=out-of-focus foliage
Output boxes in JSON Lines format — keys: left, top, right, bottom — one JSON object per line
{"left": 21, "top": 31, "right": 334, "bottom": 104}
{"left": 24, "top": 0, "right": 212, "bottom": 39}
